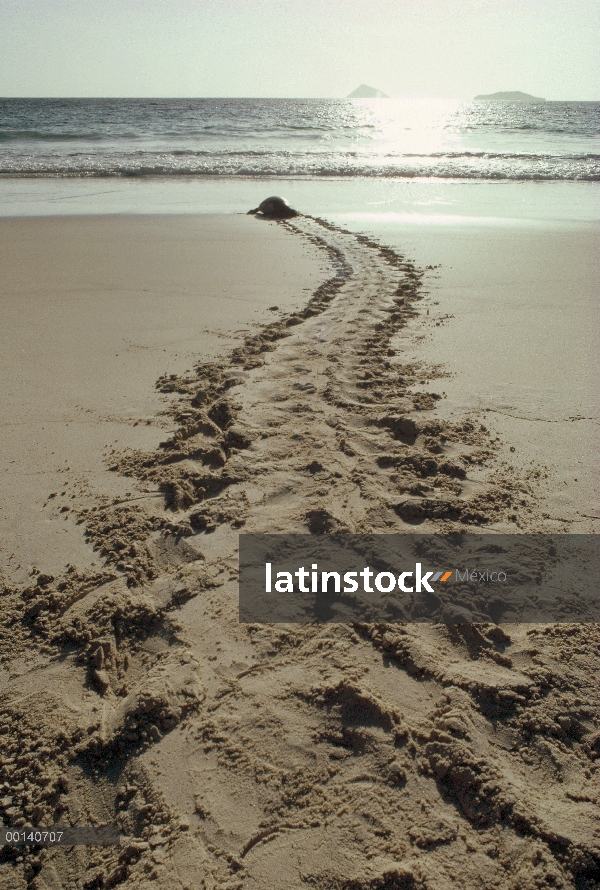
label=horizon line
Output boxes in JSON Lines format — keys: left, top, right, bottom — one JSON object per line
{"left": 1, "top": 94, "right": 598, "bottom": 102}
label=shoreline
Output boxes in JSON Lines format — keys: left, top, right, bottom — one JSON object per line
{"left": 1, "top": 211, "right": 598, "bottom": 889}
{"left": 1, "top": 178, "right": 598, "bottom": 229}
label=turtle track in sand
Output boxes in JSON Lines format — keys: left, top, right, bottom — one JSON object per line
{"left": 114, "top": 214, "right": 527, "bottom": 542}
{"left": 0, "top": 217, "right": 598, "bottom": 890}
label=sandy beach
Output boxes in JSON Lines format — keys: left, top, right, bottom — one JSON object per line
{"left": 0, "top": 214, "right": 326, "bottom": 585}
{"left": 337, "top": 216, "right": 600, "bottom": 531}
{"left": 1, "top": 210, "right": 599, "bottom": 889}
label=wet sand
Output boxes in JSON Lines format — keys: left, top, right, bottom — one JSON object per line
{"left": 0, "top": 213, "right": 598, "bottom": 890}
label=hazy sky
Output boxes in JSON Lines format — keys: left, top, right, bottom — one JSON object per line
{"left": 1, "top": 0, "right": 598, "bottom": 99}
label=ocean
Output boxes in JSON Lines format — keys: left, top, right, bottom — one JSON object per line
{"left": 1, "top": 97, "right": 599, "bottom": 181}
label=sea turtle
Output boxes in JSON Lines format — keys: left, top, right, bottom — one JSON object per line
{"left": 247, "top": 196, "right": 299, "bottom": 219}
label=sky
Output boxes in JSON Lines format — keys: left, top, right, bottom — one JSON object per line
{"left": 0, "top": 0, "right": 598, "bottom": 100}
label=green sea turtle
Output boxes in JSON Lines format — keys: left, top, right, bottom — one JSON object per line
{"left": 247, "top": 196, "right": 299, "bottom": 219}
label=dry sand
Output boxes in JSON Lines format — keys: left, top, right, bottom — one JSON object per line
{"left": 0, "top": 214, "right": 327, "bottom": 585}
{"left": 0, "top": 213, "right": 598, "bottom": 890}
{"left": 343, "top": 219, "right": 600, "bottom": 532}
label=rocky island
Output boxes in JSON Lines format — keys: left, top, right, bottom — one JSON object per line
{"left": 347, "top": 84, "right": 388, "bottom": 98}
{"left": 474, "top": 90, "right": 546, "bottom": 101}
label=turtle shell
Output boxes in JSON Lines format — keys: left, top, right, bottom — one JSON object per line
{"left": 256, "top": 196, "right": 298, "bottom": 219}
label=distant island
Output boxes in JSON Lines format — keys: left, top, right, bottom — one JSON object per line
{"left": 347, "top": 84, "right": 388, "bottom": 98}
{"left": 474, "top": 91, "right": 546, "bottom": 102}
